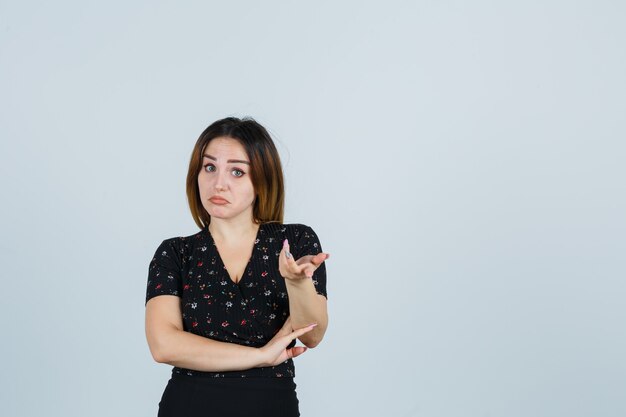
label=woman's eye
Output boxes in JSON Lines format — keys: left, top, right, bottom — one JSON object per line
{"left": 203, "top": 164, "right": 244, "bottom": 177}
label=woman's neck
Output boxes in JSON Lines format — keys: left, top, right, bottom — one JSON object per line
{"left": 208, "top": 217, "right": 259, "bottom": 244}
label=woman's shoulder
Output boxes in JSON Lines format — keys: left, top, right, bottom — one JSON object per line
{"left": 159, "top": 228, "right": 204, "bottom": 244}
{"left": 260, "top": 223, "right": 323, "bottom": 252}
{"left": 153, "top": 229, "right": 206, "bottom": 256}
{"left": 261, "top": 222, "right": 313, "bottom": 236}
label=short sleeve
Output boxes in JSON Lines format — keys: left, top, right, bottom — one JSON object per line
{"left": 294, "top": 225, "right": 328, "bottom": 299}
{"left": 145, "top": 238, "right": 184, "bottom": 306}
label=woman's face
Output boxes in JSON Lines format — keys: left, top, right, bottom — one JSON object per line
{"left": 198, "top": 136, "right": 256, "bottom": 223}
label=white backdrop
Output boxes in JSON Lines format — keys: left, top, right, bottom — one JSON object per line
{"left": 1, "top": 1, "right": 625, "bottom": 416}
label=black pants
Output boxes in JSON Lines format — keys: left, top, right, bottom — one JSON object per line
{"left": 157, "top": 372, "right": 301, "bottom": 417}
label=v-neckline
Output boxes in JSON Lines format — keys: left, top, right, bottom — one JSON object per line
{"left": 206, "top": 223, "right": 263, "bottom": 286}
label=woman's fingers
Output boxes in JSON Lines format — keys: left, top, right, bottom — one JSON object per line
{"left": 283, "top": 239, "right": 292, "bottom": 259}
{"left": 282, "top": 250, "right": 330, "bottom": 280}
{"left": 282, "top": 326, "right": 316, "bottom": 361}
{"left": 280, "top": 241, "right": 304, "bottom": 276}
{"left": 288, "top": 346, "right": 308, "bottom": 359}
{"left": 281, "top": 240, "right": 329, "bottom": 278}
{"left": 262, "top": 321, "right": 318, "bottom": 366}
{"left": 291, "top": 323, "right": 317, "bottom": 339}
{"left": 277, "top": 317, "right": 317, "bottom": 340}
{"left": 281, "top": 322, "right": 317, "bottom": 344}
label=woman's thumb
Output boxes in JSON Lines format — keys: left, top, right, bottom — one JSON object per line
{"left": 288, "top": 346, "right": 308, "bottom": 359}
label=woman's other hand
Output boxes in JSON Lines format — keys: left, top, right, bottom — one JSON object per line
{"left": 279, "top": 239, "right": 329, "bottom": 281}
{"left": 258, "top": 316, "right": 317, "bottom": 367}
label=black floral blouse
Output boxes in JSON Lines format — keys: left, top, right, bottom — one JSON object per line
{"left": 145, "top": 222, "right": 327, "bottom": 378}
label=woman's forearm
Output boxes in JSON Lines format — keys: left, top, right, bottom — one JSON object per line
{"left": 155, "top": 328, "right": 267, "bottom": 372}
{"left": 285, "top": 278, "right": 328, "bottom": 348}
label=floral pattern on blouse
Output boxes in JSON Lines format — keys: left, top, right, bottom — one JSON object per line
{"left": 145, "top": 222, "right": 327, "bottom": 378}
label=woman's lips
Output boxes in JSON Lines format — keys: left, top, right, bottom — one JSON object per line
{"left": 209, "top": 197, "right": 229, "bottom": 205}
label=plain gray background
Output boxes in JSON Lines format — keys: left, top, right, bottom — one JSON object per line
{"left": 1, "top": 1, "right": 625, "bottom": 416}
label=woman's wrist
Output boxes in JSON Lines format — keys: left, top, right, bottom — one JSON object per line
{"left": 254, "top": 346, "right": 270, "bottom": 368}
{"left": 284, "top": 276, "right": 312, "bottom": 289}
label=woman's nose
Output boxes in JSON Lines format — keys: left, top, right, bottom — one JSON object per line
{"left": 214, "top": 170, "right": 228, "bottom": 191}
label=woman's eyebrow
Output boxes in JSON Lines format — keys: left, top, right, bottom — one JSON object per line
{"left": 203, "top": 154, "right": 250, "bottom": 165}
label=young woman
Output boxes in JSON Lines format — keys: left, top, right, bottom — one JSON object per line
{"left": 144, "top": 117, "right": 329, "bottom": 417}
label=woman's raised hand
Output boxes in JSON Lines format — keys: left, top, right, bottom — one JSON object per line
{"left": 279, "top": 239, "right": 329, "bottom": 281}
{"left": 258, "top": 316, "right": 318, "bottom": 367}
